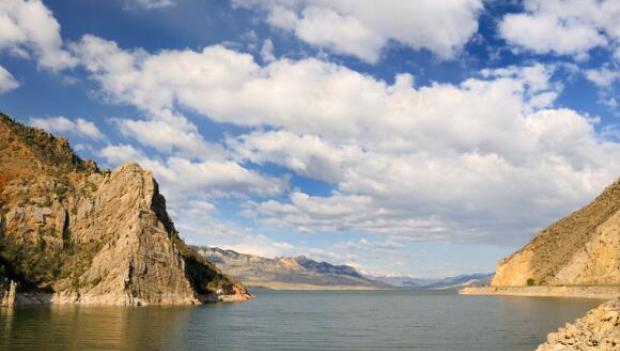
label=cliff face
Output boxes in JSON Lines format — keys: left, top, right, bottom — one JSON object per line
{"left": 0, "top": 113, "right": 250, "bottom": 305}
{"left": 536, "top": 299, "right": 620, "bottom": 351}
{"left": 195, "top": 246, "right": 388, "bottom": 290}
{"left": 491, "top": 179, "right": 620, "bottom": 287}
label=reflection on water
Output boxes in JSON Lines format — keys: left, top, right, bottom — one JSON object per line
{"left": 0, "top": 304, "right": 194, "bottom": 350}
{"left": 0, "top": 290, "right": 602, "bottom": 351}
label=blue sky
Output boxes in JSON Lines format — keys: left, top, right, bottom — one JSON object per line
{"left": 2, "top": 0, "right": 620, "bottom": 278}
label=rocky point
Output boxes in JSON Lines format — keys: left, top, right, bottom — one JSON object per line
{"left": 0, "top": 112, "right": 251, "bottom": 306}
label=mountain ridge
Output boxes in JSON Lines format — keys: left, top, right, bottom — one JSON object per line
{"left": 372, "top": 273, "right": 493, "bottom": 290}
{"left": 195, "top": 246, "right": 492, "bottom": 290}
{"left": 194, "top": 246, "right": 389, "bottom": 290}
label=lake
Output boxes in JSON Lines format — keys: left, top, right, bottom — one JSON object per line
{"left": 0, "top": 289, "right": 602, "bottom": 351}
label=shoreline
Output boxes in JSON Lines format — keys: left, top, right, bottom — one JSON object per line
{"left": 459, "top": 285, "right": 620, "bottom": 299}
{"left": 2, "top": 290, "right": 254, "bottom": 307}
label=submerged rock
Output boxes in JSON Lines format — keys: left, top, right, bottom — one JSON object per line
{"left": 0, "top": 112, "right": 251, "bottom": 306}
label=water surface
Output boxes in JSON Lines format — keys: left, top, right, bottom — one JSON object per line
{"left": 0, "top": 289, "right": 601, "bottom": 351}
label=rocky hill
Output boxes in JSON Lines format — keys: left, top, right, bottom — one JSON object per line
{"left": 0, "top": 112, "right": 250, "bottom": 306}
{"left": 194, "top": 247, "right": 389, "bottom": 290}
{"left": 491, "top": 179, "right": 620, "bottom": 288}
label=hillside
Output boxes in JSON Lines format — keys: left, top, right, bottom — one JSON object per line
{"left": 491, "top": 178, "right": 620, "bottom": 288}
{"left": 0, "top": 112, "right": 250, "bottom": 306}
{"left": 194, "top": 247, "right": 389, "bottom": 290}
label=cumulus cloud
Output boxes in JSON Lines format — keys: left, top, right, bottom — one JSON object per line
{"left": 232, "top": 0, "right": 484, "bottom": 63}
{"left": 0, "top": 0, "right": 76, "bottom": 70}
{"left": 0, "top": 65, "right": 18, "bottom": 93}
{"left": 112, "top": 114, "right": 224, "bottom": 159}
{"left": 30, "top": 116, "right": 104, "bottom": 140}
{"left": 499, "top": 0, "right": 620, "bottom": 57}
{"left": 72, "top": 35, "right": 620, "bottom": 244}
{"left": 99, "top": 144, "right": 287, "bottom": 203}
{"left": 165, "top": 200, "right": 298, "bottom": 258}
{"left": 585, "top": 68, "right": 620, "bottom": 88}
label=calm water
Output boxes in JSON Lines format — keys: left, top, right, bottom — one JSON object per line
{"left": 0, "top": 290, "right": 601, "bottom": 351}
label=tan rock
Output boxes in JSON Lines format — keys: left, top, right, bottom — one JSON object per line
{"left": 491, "top": 178, "right": 620, "bottom": 287}
{"left": 537, "top": 299, "right": 620, "bottom": 351}
{"left": 0, "top": 112, "right": 251, "bottom": 306}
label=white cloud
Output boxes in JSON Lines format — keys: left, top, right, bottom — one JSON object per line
{"left": 232, "top": 0, "right": 484, "bottom": 63}
{"left": 0, "top": 0, "right": 76, "bottom": 70}
{"left": 30, "top": 116, "right": 104, "bottom": 140}
{"left": 499, "top": 0, "right": 620, "bottom": 57}
{"left": 0, "top": 65, "right": 18, "bottom": 93}
{"left": 585, "top": 68, "right": 620, "bottom": 87}
{"left": 98, "top": 144, "right": 145, "bottom": 165}
{"left": 260, "top": 38, "right": 275, "bottom": 63}
{"left": 126, "top": 0, "right": 175, "bottom": 9}
{"left": 72, "top": 35, "right": 620, "bottom": 244}
{"left": 112, "top": 114, "right": 224, "bottom": 159}
{"left": 99, "top": 144, "right": 287, "bottom": 202}
{"left": 169, "top": 202, "right": 298, "bottom": 258}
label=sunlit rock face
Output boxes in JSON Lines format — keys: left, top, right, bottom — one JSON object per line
{"left": 0, "top": 113, "right": 250, "bottom": 306}
{"left": 491, "top": 178, "right": 620, "bottom": 287}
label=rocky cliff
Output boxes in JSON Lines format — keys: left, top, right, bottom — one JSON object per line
{"left": 0, "top": 112, "right": 250, "bottom": 306}
{"left": 536, "top": 299, "right": 620, "bottom": 350}
{"left": 195, "top": 246, "right": 389, "bottom": 290}
{"left": 491, "top": 179, "right": 620, "bottom": 287}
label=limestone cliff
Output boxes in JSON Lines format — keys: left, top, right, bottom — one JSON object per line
{"left": 491, "top": 179, "right": 620, "bottom": 287}
{"left": 536, "top": 299, "right": 620, "bottom": 351}
{"left": 0, "top": 112, "right": 250, "bottom": 306}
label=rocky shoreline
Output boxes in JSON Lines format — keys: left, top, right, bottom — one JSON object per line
{"left": 459, "top": 286, "right": 620, "bottom": 299}
{"left": 536, "top": 299, "right": 620, "bottom": 350}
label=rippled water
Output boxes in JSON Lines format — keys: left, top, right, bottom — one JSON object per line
{"left": 0, "top": 290, "right": 601, "bottom": 351}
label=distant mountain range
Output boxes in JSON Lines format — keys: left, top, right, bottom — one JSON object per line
{"left": 371, "top": 273, "right": 493, "bottom": 290}
{"left": 194, "top": 246, "right": 492, "bottom": 290}
{"left": 193, "top": 247, "right": 389, "bottom": 290}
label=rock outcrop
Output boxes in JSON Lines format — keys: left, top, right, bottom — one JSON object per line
{"left": 491, "top": 179, "right": 620, "bottom": 288}
{"left": 195, "top": 246, "right": 389, "bottom": 290}
{"left": 0, "top": 112, "right": 251, "bottom": 306}
{"left": 536, "top": 299, "right": 620, "bottom": 351}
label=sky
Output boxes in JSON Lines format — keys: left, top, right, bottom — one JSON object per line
{"left": 2, "top": 0, "right": 620, "bottom": 278}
